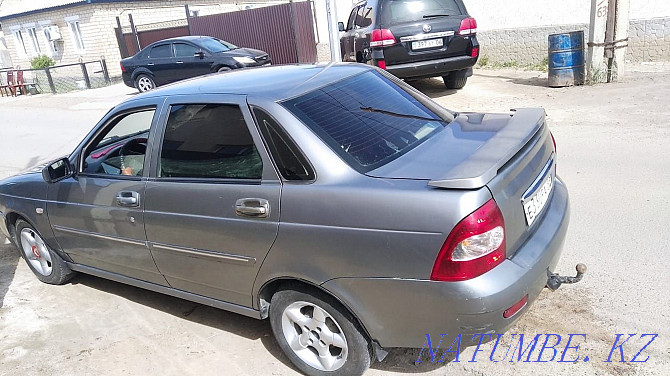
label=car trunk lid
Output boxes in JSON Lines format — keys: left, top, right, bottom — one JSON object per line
{"left": 367, "top": 108, "right": 556, "bottom": 257}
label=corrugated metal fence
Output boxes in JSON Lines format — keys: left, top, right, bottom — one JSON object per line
{"left": 116, "top": 1, "right": 316, "bottom": 64}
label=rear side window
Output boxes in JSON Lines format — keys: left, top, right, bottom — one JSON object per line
{"left": 150, "top": 44, "right": 172, "bottom": 58}
{"left": 158, "top": 104, "right": 262, "bottom": 180}
{"left": 380, "top": 0, "right": 463, "bottom": 25}
{"left": 356, "top": 4, "right": 374, "bottom": 28}
{"left": 283, "top": 71, "right": 448, "bottom": 173}
{"left": 253, "top": 107, "right": 314, "bottom": 181}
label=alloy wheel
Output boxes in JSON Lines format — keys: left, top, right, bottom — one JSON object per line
{"left": 20, "top": 228, "right": 53, "bottom": 276}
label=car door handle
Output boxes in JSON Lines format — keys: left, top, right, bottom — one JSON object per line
{"left": 116, "top": 191, "right": 140, "bottom": 207}
{"left": 176, "top": 61, "right": 184, "bottom": 64}
{"left": 235, "top": 198, "right": 269, "bottom": 218}
{"left": 147, "top": 63, "right": 154, "bottom": 66}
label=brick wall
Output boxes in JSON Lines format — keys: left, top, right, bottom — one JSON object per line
{"left": 0, "top": 0, "right": 233, "bottom": 77}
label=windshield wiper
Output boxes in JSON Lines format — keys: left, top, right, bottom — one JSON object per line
{"left": 423, "top": 14, "right": 451, "bottom": 18}
{"left": 360, "top": 106, "right": 443, "bottom": 122}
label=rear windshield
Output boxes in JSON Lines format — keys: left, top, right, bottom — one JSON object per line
{"left": 282, "top": 71, "right": 449, "bottom": 173}
{"left": 380, "top": 0, "right": 463, "bottom": 25}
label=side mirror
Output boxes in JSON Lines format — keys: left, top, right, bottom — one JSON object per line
{"left": 42, "top": 157, "right": 73, "bottom": 184}
{"left": 194, "top": 51, "right": 205, "bottom": 59}
{"left": 338, "top": 22, "right": 345, "bottom": 32}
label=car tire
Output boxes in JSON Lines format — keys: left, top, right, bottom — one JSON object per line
{"left": 135, "top": 74, "right": 155, "bottom": 93}
{"left": 14, "top": 219, "right": 75, "bottom": 285}
{"left": 217, "top": 66, "right": 231, "bottom": 73}
{"left": 269, "top": 285, "right": 372, "bottom": 376}
{"left": 443, "top": 75, "right": 468, "bottom": 90}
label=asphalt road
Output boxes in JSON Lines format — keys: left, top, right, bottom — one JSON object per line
{"left": 1, "top": 68, "right": 668, "bottom": 375}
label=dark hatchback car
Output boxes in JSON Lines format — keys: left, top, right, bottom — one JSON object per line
{"left": 121, "top": 35, "right": 271, "bottom": 92}
{"left": 339, "top": 0, "right": 479, "bottom": 89}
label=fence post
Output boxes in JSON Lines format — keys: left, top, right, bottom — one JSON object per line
{"left": 80, "top": 62, "right": 91, "bottom": 89}
{"left": 45, "top": 67, "right": 56, "bottom": 93}
{"left": 115, "top": 16, "right": 130, "bottom": 58}
{"left": 128, "top": 13, "right": 141, "bottom": 52}
{"left": 288, "top": 0, "right": 301, "bottom": 63}
{"left": 100, "top": 57, "right": 111, "bottom": 84}
{"left": 185, "top": 4, "right": 193, "bottom": 35}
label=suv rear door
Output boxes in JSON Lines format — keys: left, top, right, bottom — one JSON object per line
{"left": 378, "top": 0, "right": 470, "bottom": 65}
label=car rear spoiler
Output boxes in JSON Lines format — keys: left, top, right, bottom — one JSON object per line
{"left": 428, "top": 108, "right": 546, "bottom": 189}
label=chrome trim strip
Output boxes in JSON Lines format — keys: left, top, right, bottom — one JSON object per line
{"left": 522, "top": 153, "right": 555, "bottom": 200}
{"left": 400, "top": 31, "right": 454, "bottom": 42}
{"left": 151, "top": 243, "right": 256, "bottom": 264}
{"left": 52, "top": 225, "right": 147, "bottom": 246}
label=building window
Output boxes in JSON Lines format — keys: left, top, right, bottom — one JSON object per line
{"left": 27, "top": 27, "right": 41, "bottom": 55}
{"left": 67, "top": 20, "right": 85, "bottom": 52}
{"left": 13, "top": 30, "right": 28, "bottom": 56}
{"left": 41, "top": 25, "right": 61, "bottom": 57}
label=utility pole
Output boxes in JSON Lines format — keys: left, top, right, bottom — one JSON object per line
{"left": 325, "top": 0, "right": 342, "bottom": 62}
{"left": 588, "top": 0, "right": 630, "bottom": 83}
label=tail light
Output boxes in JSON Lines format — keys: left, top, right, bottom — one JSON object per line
{"left": 430, "top": 199, "right": 506, "bottom": 282}
{"left": 370, "top": 29, "right": 396, "bottom": 47}
{"left": 120, "top": 62, "right": 126, "bottom": 73}
{"left": 376, "top": 60, "right": 387, "bottom": 69}
{"left": 471, "top": 47, "right": 479, "bottom": 58}
{"left": 458, "top": 17, "right": 478, "bottom": 36}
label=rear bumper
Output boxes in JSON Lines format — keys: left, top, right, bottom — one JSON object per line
{"left": 122, "top": 72, "right": 133, "bottom": 88}
{"left": 322, "top": 177, "right": 570, "bottom": 348}
{"left": 384, "top": 55, "right": 477, "bottom": 79}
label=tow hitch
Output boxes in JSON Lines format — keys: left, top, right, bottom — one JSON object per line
{"left": 546, "top": 263, "right": 587, "bottom": 291}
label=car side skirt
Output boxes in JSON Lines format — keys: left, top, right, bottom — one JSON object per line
{"left": 66, "top": 262, "right": 262, "bottom": 319}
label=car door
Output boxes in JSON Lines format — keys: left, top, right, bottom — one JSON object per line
{"left": 143, "top": 94, "right": 281, "bottom": 307}
{"left": 47, "top": 97, "right": 167, "bottom": 285}
{"left": 353, "top": 3, "right": 375, "bottom": 62}
{"left": 341, "top": 6, "right": 359, "bottom": 61}
{"left": 146, "top": 43, "right": 174, "bottom": 85}
{"left": 172, "top": 42, "right": 212, "bottom": 80}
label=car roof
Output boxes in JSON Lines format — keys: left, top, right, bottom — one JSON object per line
{"left": 129, "top": 63, "right": 375, "bottom": 102}
{"left": 149, "top": 35, "right": 217, "bottom": 44}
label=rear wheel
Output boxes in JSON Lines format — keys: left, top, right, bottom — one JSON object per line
{"left": 135, "top": 74, "right": 155, "bottom": 93}
{"left": 15, "top": 220, "right": 74, "bottom": 285}
{"left": 270, "top": 285, "right": 371, "bottom": 376}
{"left": 443, "top": 75, "right": 468, "bottom": 90}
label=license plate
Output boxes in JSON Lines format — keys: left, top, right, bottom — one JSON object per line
{"left": 522, "top": 169, "right": 554, "bottom": 227}
{"left": 412, "top": 38, "right": 443, "bottom": 50}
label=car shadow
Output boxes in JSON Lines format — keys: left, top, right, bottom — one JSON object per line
{"left": 474, "top": 72, "right": 549, "bottom": 88}
{"left": 407, "top": 78, "right": 459, "bottom": 99}
{"left": 69, "top": 273, "right": 301, "bottom": 373}
{"left": 0, "top": 236, "right": 20, "bottom": 309}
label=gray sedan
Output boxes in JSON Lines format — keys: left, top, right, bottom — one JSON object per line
{"left": 0, "top": 63, "right": 577, "bottom": 375}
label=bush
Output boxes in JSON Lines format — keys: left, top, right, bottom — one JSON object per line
{"left": 30, "top": 55, "right": 55, "bottom": 69}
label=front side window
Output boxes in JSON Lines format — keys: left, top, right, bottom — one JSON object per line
{"left": 283, "top": 71, "right": 449, "bottom": 172}
{"left": 82, "top": 109, "right": 155, "bottom": 176}
{"left": 150, "top": 44, "right": 172, "bottom": 58}
{"left": 159, "top": 104, "right": 262, "bottom": 180}
{"left": 346, "top": 7, "right": 359, "bottom": 30}
{"left": 174, "top": 43, "right": 199, "bottom": 57}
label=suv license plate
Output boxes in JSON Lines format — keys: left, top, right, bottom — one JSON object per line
{"left": 412, "top": 38, "right": 443, "bottom": 50}
{"left": 523, "top": 174, "right": 554, "bottom": 226}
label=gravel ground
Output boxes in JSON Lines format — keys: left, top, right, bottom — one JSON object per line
{"left": 1, "top": 67, "right": 669, "bottom": 375}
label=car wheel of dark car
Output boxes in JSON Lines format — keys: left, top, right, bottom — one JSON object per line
{"left": 270, "top": 285, "right": 372, "bottom": 376}
{"left": 443, "top": 75, "right": 468, "bottom": 90}
{"left": 135, "top": 74, "right": 156, "bottom": 93}
{"left": 217, "top": 66, "right": 231, "bottom": 73}
{"left": 14, "top": 219, "right": 75, "bottom": 285}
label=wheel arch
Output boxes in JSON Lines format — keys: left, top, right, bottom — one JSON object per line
{"left": 131, "top": 68, "right": 154, "bottom": 82}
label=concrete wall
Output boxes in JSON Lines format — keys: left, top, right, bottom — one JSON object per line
{"left": 0, "top": 0, "right": 230, "bottom": 76}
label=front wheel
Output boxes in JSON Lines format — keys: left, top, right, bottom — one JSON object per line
{"left": 270, "top": 286, "right": 372, "bottom": 376}
{"left": 135, "top": 74, "right": 155, "bottom": 93}
{"left": 15, "top": 220, "right": 75, "bottom": 285}
{"left": 443, "top": 75, "right": 468, "bottom": 90}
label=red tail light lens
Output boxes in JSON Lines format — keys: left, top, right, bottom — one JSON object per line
{"left": 430, "top": 199, "right": 506, "bottom": 282}
{"left": 458, "top": 17, "right": 478, "bottom": 36}
{"left": 376, "top": 60, "right": 387, "bottom": 69}
{"left": 120, "top": 62, "right": 126, "bottom": 73}
{"left": 471, "top": 47, "right": 479, "bottom": 58}
{"left": 370, "top": 29, "right": 396, "bottom": 47}
{"left": 503, "top": 295, "right": 528, "bottom": 318}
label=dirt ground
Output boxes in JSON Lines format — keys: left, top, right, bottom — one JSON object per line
{"left": 1, "top": 66, "right": 669, "bottom": 375}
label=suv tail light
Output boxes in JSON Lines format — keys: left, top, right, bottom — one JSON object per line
{"left": 430, "top": 199, "right": 506, "bottom": 282}
{"left": 370, "top": 29, "right": 396, "bottom": 47}
{"left": 120, "top": 62, "right": 126, "bottom": 73}
{"left": 458, "top": 17, "right": 478, "bottom": 36}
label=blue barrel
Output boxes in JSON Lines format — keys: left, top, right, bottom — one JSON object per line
{"left": 548, "top": 31, "right": 585, "bottom": 87}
